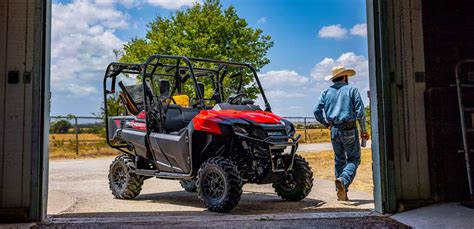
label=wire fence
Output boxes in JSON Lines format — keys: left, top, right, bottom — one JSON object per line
{"left": 48, "top": 116, "right": 327, "bottom": 156}
{"left": 49, "top": 116, "right": 105, "bottom": 156}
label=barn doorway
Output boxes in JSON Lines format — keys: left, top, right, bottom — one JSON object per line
{"left": 45, "top": 0, "right": 379, "bottom": 220}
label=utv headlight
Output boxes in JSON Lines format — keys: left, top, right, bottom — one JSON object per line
{"left": 233, "top": 126, "right": 248, "bottom": 135}
{"left": 285, "top": 123, "right": 295, "bottom": 136}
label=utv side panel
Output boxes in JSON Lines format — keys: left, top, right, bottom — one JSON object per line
{"left": 149, "top": 131, "right": 191, "bottom": 174}
{"left": 120, "top": 129, "right": 147, "bottom": 158}
{"left": 107, "top": 117, "right": 120, "bottom": 140}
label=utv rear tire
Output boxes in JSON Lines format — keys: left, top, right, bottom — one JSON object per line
{"left": 180, "top": 180, "right": 197, "bottom": 192}
{"left": 197, "top": 157, "right": 242, "bottom": 212}
{"left": 273, "top": 155, "right": 313, "bottom": 201}
{"left": 108, "top": 154, "right": 144, "bottom": 199}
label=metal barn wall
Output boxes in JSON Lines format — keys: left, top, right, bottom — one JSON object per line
{"left": 0, "top": 0, "right": 50, "bottom": 222}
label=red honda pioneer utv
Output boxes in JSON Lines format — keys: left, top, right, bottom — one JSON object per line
{"left": 103, "top": 55, "right": 313, "bottom": 212}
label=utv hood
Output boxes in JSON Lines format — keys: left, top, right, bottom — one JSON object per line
{"left": 192, "top": 109, "right": 282, "bottom": 134}
{"left": 198, "top": 109, "right": 281, "bottom": 124}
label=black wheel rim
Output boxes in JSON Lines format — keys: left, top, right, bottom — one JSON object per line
{"left": 280, "top": 173, "right": 297, "bottom": 191}
{"left": 203, "top": 170, "right": 226, "bottom": 201}
{"left": 112, "top": 165, "right": 127, "bottom": 191}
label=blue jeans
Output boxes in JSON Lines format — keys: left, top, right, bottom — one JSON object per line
{"left": 331, "top": 127, "right": 361, "bottom": 192}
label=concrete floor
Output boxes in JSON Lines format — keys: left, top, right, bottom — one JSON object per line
{"left": 392, "top": 202, "right": 474, "bottom": 228}
{"left": 47, "top": 157, "right": 374, "bottom": 216}
{"left": 36, "top": 214, "right": 407, "bottom": 228}
{"left": 40, "top": 156, "right": 389, "bottom": 228}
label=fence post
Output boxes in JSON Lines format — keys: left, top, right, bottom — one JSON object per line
{"left": 304, "top": 117, "right": 308, "bottom": 142}
{"left": 74, "top": 117, "right": 79, "bottom": 155}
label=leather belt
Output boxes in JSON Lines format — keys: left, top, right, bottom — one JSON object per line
{"left": 332, "top": 121, "right": 356, "bottom": 130}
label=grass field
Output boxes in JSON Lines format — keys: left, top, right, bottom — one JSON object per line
{"left": 49, "top": 128, "right": 331, "bottom": 159}
{"left": 50, "top": 133, "right": 103, "bottom": 141}
{"left": 49, "top": 134, "right": 118, "bottom": 159}
{"left": 300, "top": 149, "right": 373, "bottom": 194}
{"left": 296, "top": 128, "right": 331, "bottom": 143}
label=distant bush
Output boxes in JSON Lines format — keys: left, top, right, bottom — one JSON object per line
{"left": 50, "top": 120, "right": 72, "bottom": 134}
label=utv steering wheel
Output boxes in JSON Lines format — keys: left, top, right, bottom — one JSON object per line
{"left": 227, "top": 93, "right": 249, "bottom": 105}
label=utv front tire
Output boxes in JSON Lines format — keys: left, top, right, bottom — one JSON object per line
{"left": 108, "top": 154, "right": 144, "bottom": 199}
{"left": 197, "top": 157, "right": 242, "bottom": 212}
{"left": 180, "top": 180, "right": 197, "bottom": 192}
{"left": 273, "top": 155, "right": 313, "bottom": 201}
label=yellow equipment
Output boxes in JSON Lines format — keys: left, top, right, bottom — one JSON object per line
{"left": 172, "top": 94, "right": 190, "bottom": 107}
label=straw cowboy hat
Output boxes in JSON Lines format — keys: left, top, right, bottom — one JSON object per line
{"left": 324, "top": 65, "right": 356, "bottom": 81}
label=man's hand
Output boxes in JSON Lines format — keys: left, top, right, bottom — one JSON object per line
{"left": 327, "top": 124, "right": 332, "bottom": 130}
{"left": 361, "top": 132, "right": 370, "bottom": 140}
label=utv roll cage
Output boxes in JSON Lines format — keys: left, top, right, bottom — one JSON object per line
{"left": 103, "top": 55, "right": 272, "bottom": 154}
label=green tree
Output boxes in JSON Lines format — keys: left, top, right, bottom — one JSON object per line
{"left": 51, "top": 120, "right": 72, "bottom": 134}
{"left": 94, "top": 93, "right": 124, "bottom": 118}
{"left": 364, "top": 106, "right": 371, "bottom": 133}
{"left": 120, "top": 0, "right": 273, "bottom": 99}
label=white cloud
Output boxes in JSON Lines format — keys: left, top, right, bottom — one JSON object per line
{"left": 116, "top": 0, "right": 141, "bottom": 8}
{"left": 311, "top": 52, "right": 368, "bottom": 81}
{"left": 318, "top": 23, "right": 367, "bottom": 39}
{"left": 256, "top": 53, "right": 370, "bottom": 116}
{"left": 255, "top": 70, "right": 310, "bottom": 116}
{"left": 145, "top": 0, "right": 201, "bottom": 9}
{"left": 257, "top": 17, "right": 267, "bottom": 24}
{"left": 318, "top": 24, "right": 348, "bottom": 39}
{"left": 265, "top": 90, "right": 307, "bottom": 100}
{"left": 310, "top": 52, "right": 369, "bottom": 94}
{"left": 350, "top": 23, "right": 367, "bottom": 37}
{"left": 259, "top": 70, "right": 309, "bottom": 88}
{"left": 51, "top": 1, "right": 127, "bottom": 98}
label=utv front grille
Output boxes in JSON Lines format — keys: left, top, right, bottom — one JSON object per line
{"left": 267, "top": 136, "right": 289, "bottom": 143}
{"left": 255, "top": 128, "right": 286, "bottom": 138}
{"left": 267, "top": 131, "right": 286, "bottom": 136}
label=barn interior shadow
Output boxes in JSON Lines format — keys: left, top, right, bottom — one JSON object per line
{"left": 129, "top": 190, "right": 369, "bottom": 215}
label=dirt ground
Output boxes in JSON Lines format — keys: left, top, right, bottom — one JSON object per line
{"left": 301, "top": 149, "right": 374, "bottom": 194}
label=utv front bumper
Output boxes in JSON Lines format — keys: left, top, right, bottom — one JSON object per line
{"left": 235, "top": 133, "right": 302, "bottom": 172}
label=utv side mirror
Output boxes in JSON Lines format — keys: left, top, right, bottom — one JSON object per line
{"left": 160, "top": 80, "right": 170, "bottom": 98}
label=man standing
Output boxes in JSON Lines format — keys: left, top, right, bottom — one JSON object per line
{"left": 313, "top": 65, "right": 369, "bottom": 201}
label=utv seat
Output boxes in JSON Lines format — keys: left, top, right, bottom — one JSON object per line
{"left": 118, "top": 81, "right": 145, "bottom": 115}
{"left": 164, "top": 104, "right": 199, "bottom": 133}
{"left": 118, "top": 81, "right": 155, "bottom": 116}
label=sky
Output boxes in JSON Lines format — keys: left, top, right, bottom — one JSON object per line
{"left": 51, "top": 0, "right": 369, "bottom": 117}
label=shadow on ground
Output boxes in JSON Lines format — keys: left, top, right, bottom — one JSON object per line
{"left": 130, "top": 191, "right": 332, "bottom": 215}
{"left": 46, "top": 190, "right": 383, "bottom": 228}
{"left": 52, "top": 191, "right": 373, "bottom": 219}
{"left": 40, "top": 215, "right": 408, "bottom": 229}
{"left": 52, "top": 190, "right": 371, "bottom": 216}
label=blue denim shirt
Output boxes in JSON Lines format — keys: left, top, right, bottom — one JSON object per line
{"left": 313, "top": 82, "right": 367, "bottom": 133}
